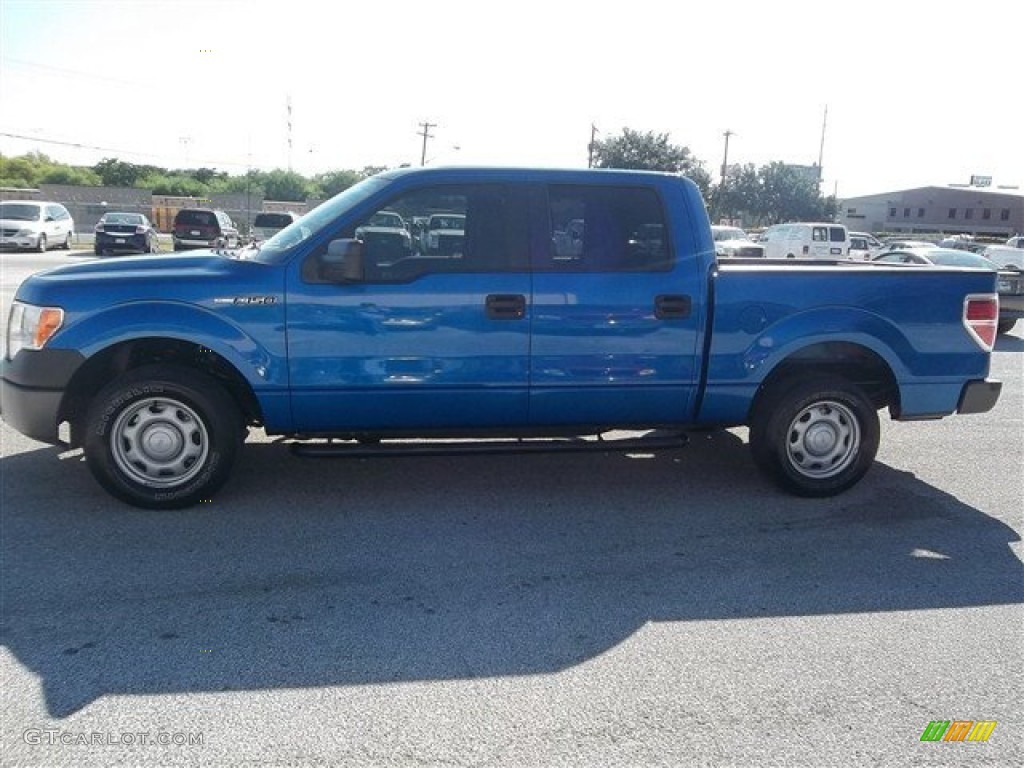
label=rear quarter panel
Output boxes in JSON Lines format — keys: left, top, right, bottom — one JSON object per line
{"left": 701, "top": 264, "right": 997, "bottom": 423}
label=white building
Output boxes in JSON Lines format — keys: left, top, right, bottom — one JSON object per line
{"left": 839, "top": 185, "right": 1023, "bottom": 237}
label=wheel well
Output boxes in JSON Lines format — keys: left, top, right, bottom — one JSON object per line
{"left": 59, "top": 338, "right": 262, "bottom": 446}
{"left": 751, "top": 342, "right": 900, "bottom": 419}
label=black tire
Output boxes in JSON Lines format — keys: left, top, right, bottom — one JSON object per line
{"left": 749, "top": 375, "right": 879, "bottom": 497}
{"left": 62, "top": 232, "right": 73, "bottom": 249}
{"left": 94, "top": 247, "right": 105, "bottom": 256}
{"left": 36, "top": 234, "right": 47, "bottom": 253}
{"left": 997, "top": 319, "right": 1017, "bottom": 335}
{"left": 83, "top": 365, "right": 243, "bottom": 509}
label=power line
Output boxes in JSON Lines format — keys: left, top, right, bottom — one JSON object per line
{"left": 0, "top": 130, "right": 250, "bottom": 169}
{"left": 0, "top": 56, "right": 148, "bottom": 89}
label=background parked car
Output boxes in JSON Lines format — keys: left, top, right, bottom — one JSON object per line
{"left": 0, "top": 200, "right": 74, "bottom": 252}
{"left": 981, "top": 239, "right": 1024, "bottom": 271}
{"left": 172, "top": 208, "right": 239, "bottom": 251}
{"left": 877, "top": 239, "right": 935, "bottom": 253}
{"left": 711, "top": 225, "right": 765, "bottom": 258}
{"left": 94, "top": 212, "right": 158, "bottom": 255}
{"left": 848, "top": 231, "right": 883, "bottom": 260}
{"left": 873, "top": 247, "right": 1023, "bottom": 334}
{"left": 251, "top": 211, "right": 299, "bottom": 242}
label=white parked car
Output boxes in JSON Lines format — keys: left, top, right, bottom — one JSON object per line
{"left": 710, "top": 225, "right": 765, "bottom": 258}
{"left": 848, "top": 231, "right": 884, "bottom": 261}
{"left": 421, "top": 213, "right": 466, "bottom": 256}
{"left": 0, "top": 200, "right": 75, "bottom": 252}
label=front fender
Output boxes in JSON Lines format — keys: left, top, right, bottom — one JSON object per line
{"left": 49, "top": 301, "right": 288, "bottom": 391}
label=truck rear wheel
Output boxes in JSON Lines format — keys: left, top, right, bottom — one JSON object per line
{"left": 749, "top": 375, "right": 879, "bottom": 497}
{"left": 83, "top": 365, "right": 243, "bottom": 509}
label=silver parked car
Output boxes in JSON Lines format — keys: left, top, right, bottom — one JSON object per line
{"left": 0, "top": 200, "right": 75, "bottom": 252}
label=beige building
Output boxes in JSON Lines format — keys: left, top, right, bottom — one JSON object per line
{"left": 839, "top": 185, "right": 1023, "bottom": 237}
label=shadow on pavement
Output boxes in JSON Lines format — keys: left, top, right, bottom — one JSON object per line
{"left": 2, "top": 429, "right": 1021, "bottom": 717}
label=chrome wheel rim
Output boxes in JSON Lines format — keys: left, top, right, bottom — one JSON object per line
{"left": 110, "top": 397, "right": 209, "bottom": 487}
{"left": 785, "top": 400, "right": 860, "bottom": 479}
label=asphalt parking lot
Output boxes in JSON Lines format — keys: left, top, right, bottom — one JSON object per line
{"left": 1, "top": 251, "right": 1021, "bottom": 767}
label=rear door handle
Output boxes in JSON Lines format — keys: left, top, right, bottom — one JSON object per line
{"left": 486, "top": 294, "right": 526, "bottom": 320}
{"left": 655, "top": 294, "right": 691, "bottom": 319}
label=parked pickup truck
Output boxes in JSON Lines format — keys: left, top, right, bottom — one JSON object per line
{"left": 1, "top": 167, "right": 1003, "bottom": 509}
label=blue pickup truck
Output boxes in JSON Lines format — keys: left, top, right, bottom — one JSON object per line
{"left": 1, "top": 167, "right": 1003, "bottom": 508}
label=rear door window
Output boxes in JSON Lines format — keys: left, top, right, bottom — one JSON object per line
{"left": 829, "top": 227, "right": 847, "bottom": 242}
{"left": 542, "top": 185, "right": 671, "bottom": 271}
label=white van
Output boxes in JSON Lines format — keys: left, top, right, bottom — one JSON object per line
{"left": 760, "top": 222, "right": 851, "bottom": 260}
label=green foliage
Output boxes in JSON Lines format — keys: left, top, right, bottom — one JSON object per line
{"left": 715, "top": 161, "right": 835, "bottom": 225}
{"left": 40, "top": 166, "right": 101, "bottom": 186}
{"left": 593, "top": 128, "right": 712, "bottom": 197}
{"left": 313, "top": 169, "right": 362, "bottom": 199}
{"left": 258, "top": 169, "right": 313, "bottom": 202}
{"left": 94, "top": 158, "right": 144, "bottom": 186}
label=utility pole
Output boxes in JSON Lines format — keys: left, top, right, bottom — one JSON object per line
{"left": 179, "top": 136, "right": 192, "bottom": 169}
{"left": 817, "top": 105, "right": 828, "bottom": 186}
{"left": 417, "top": 121, "right": 436, "bottom": 166}
{"left": 720, "top": 129, "right": 734, "bottom": 183}
{"left": 287, "top": 94, "right": 293, "bottom": 172}
{"left": 588, "top": 123, "right": 599, "bottom": 168}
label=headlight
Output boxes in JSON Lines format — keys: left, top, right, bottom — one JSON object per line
{"left": 16, "top": 228, "right": 34, "bottom": 237}
{"left": 6, "top": 301, "right": 64, "bottom": 360}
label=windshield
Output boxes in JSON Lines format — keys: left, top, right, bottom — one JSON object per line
{"left": 102, "top": 213, "right": 145, "bottom": 225}
{"left": 928, "top": 250, "right": 997, "bottom": 269}
{"left": 0, "top": 203, "right": 42, "bottom": 221}
{"left": 366, "top": 212, "right": 404, "bottom": 228}
{"left": 247, "top": 176, "right": 390, "bottom": 264}
{"left": 712, "top": 227, "right": 746, "bottom": 241}
{"left": 253, "top": 212, "right": 294, "bottom": 228}
{"left": 429, "top": 215, "right": 465, "bottom": 230}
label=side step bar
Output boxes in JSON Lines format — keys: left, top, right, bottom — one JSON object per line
{"left": 290, "top": 432, "right": 689, "bottom": 459}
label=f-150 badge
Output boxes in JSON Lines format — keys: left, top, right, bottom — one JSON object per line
{"left": 213, "top": 296, "right": 277, "bottom": 305}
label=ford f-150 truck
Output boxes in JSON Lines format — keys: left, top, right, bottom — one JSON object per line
{"left": 0, "top": 167, "right": 1003, "bottom": 508}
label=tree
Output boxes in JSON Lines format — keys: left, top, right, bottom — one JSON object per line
{"left": 94, "top": 158, "right": 143, "bottom": 187}
{"left": 40, "top": 166, "right": 101, "bottom": 186}
{"left": 758, "top": 162, "right": 828, "bottom": 224}
{"left": 313, "top": 169, "right": 362, "bottom": 199}
{"left": 592, "top": 128, "right": 712, "bottom": 197}
{"left": 259, "top": 169, "right": 312, "bottom": 201}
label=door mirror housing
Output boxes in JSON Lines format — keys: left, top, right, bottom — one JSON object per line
{"left": 319, "top": 238, "right": 365, "bottom": 283}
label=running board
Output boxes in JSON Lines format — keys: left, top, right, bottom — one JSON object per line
{"left": 290, "top": 432, "right": 689, "bottom": 459}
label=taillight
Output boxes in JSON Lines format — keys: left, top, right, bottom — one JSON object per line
{"left": 964, "top": 294, "right": 998, "bottom": 351}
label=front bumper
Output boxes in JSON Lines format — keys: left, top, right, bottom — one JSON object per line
{"left": 957, "top": 378, "right": 1002, "bottom": 415}
{"left": 0, "top": 235, "right": 39, "bottom": 250}
{"left": 0, "top": 348, "right": 85, "bottom": 444}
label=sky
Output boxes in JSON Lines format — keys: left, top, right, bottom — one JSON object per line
{"left": 0, "top": 0, "right": 1021, "bottom": 199}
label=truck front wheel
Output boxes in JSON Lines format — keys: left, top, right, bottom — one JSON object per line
{"left": 83, "top": 365, "right": 243, "bottom": 509}
{"left": 749, "top": 375, "right": 879, "bottom": 497}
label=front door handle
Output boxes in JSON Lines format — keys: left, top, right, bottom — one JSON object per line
{"left": 655, "top": 294, "right": 691, "bottom": 319}
{"left": 486, "top": 294, "right": 526, "bottom": 320}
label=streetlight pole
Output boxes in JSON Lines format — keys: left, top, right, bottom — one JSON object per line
{"left": 588, "top": 123, "right": 599, "bottom": 168}
{"left": 720, "top": 129, "right": 734, "bottom": 184}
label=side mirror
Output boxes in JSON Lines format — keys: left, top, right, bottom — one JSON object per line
{"left": 320, "top": 238, "right": 364, "bottom": 283}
